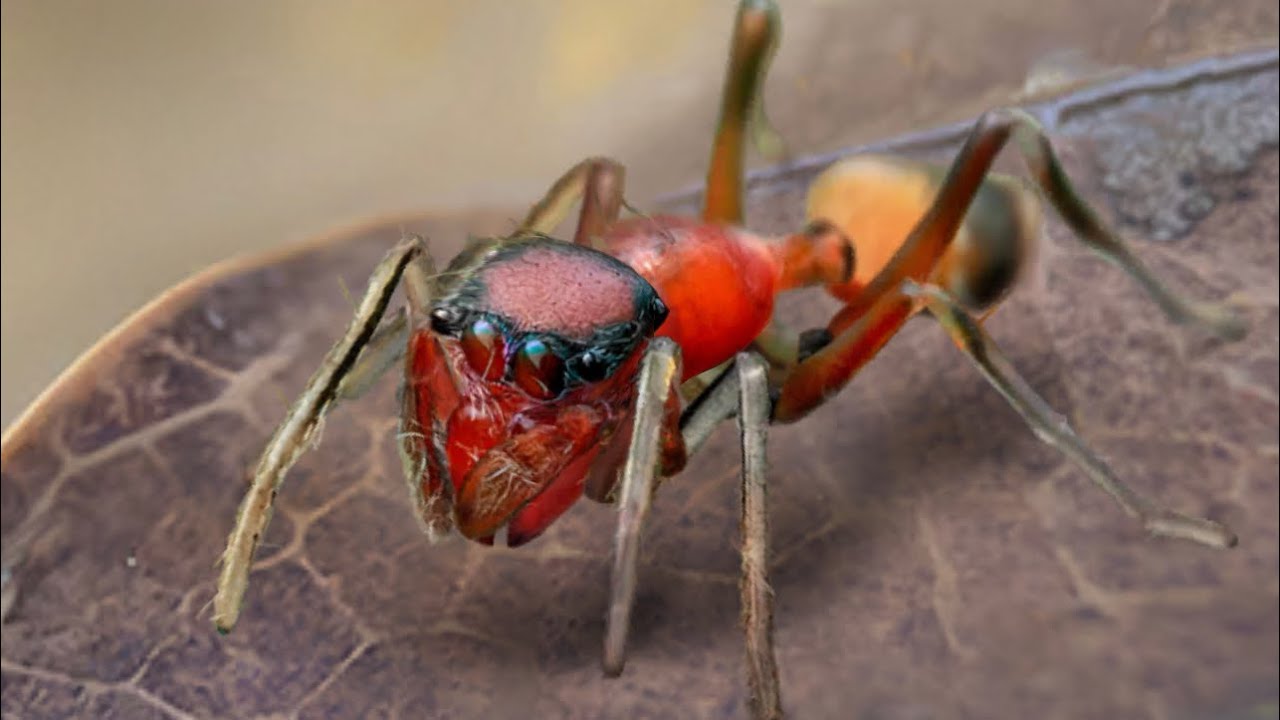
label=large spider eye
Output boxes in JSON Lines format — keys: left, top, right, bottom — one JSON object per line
{"left": 460, "top": 317, "right": 506, "bottom": 381}
{"left": 567, "top": 350, "right": 610, "bottom": 383}
{"left": 512, "top": 338, "right": 564, "bottom": 399}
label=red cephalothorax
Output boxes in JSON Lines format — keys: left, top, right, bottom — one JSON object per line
{"left": 601, "top": 215, "right": 852, "bottom": 378}
{"left": 404, "top": 237, "right": 673, "bottom": 545}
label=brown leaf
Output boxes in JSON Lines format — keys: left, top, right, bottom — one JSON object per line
{"left": 3, "top": 64, "right": 1277, "bottom": 720}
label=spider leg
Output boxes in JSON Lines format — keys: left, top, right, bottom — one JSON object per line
{"left": 604, "top": 337, "right": 682, "bottom": 676}
{"left": 213, "top": 235, "right": 428, "bottom": 633}
{"left": 905, "top": 279, "right": 1237, "bottom": 549}
{"left": 516, "top": 157, "right": 626, "bottom": 248}
{"left": 319, "top": 224, "right": 445, "bottom": 404}
{"left": 672, "top": 355, "right": 784, "bottom": 719}
{"left": 736, "top": 352, "right": 783, "bottom": 720}
{"left": 679, "top": 362, "right": 741, "bottom": 455}
{"left": 704, "top": 0, "right": 782, "bottom": 224}
{"left": 333, "top": 311, "right": 409, "bottom": 401}
{"left": 1002, "top": 109, "right": 1247, "bottom": 341}
{"left": 774, "top": 286, "right": 916, "bottom": 423}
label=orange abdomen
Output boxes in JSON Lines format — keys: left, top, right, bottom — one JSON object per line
{"left": 807, "top": 154, "right": 1041, "bottom": 313}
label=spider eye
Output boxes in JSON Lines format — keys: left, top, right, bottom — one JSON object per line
{"left": 567, "top": 350, "right": 610, "bottom": 383}
{"left": 512, "top": 338, "right": 564, "bottom": 399}
{"left": 649, "top": 296, "right": 669, "bottom": 326}
{"left": 460, "top": 318, "right": 506, "bottom": 381}
{"left": 430, "top": 306, "right": 463, "bottom": 336}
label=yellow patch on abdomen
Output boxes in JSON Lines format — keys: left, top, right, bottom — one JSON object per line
{"left": 806, "top": 155, "right": 951, "bottom": 301}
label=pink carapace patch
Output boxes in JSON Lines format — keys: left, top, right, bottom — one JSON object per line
{"left": 480, "top": 246, "right": 638, "bottom": 338}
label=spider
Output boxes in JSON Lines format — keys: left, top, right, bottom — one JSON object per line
{"left": 212, "top": 1, "right": 1245, "bottom": 717}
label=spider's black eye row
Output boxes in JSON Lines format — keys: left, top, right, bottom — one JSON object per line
{"left": 509, "top": 340, "right": 625, "bottom": 398}
{"left": 430, "top": 305, "right": 647, "bottom": 399}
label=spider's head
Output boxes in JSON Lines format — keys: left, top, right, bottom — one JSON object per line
{"left": 429, "top": 235, "right": 668, "bottom": 401}
{"left": 409, "top": 236, "right": 671, "bottom": 545}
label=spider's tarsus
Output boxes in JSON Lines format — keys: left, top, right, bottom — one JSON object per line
{"left": 1145, "top": 512, "right": 1238, "bottom": 550}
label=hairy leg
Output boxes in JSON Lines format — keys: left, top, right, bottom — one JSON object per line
{"left": 737, "top": 352, "right": 783, "bottom": 720}
{"left": 214, "top": 235, "right": 429, "bottom": 632}
{"left": 604, "top": 337, "right": 683, "bottom": 675}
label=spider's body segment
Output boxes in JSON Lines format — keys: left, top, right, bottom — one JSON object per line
{"left": 407, "top": 237, "right": 672, "bottom": 544}
{"left": 601, "top": 215, "right": 852, "bottom": 379}
{"left": 214, "top": 1, "right": 1247, "bottom": 717}
{"left": 809, "top": 155, "right": 1043, "bottom": 318}
{"left": 405, "top": 220, "right": 849, "bottom": 546}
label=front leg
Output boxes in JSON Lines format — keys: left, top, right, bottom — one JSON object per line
{"left": 604, "top": 337, "right": 684, "bottom": 676}
{"left": 214, "top": 235, "right": 433, "bottom": 633}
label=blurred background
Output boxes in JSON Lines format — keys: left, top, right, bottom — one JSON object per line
{"left": 2, "top": 0, "right": 1276, "bottom": 427}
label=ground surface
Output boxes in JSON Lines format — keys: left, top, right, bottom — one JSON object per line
{"left": 5, "top": 0, "right": 1279, "bottom": 426}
